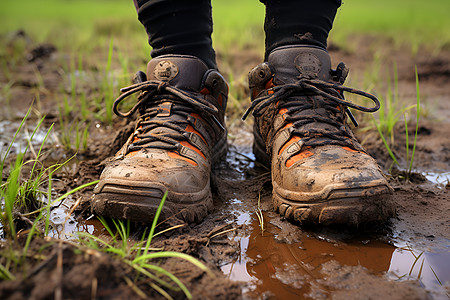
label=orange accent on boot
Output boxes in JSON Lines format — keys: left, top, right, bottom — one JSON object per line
{"left": 127, "top": 127, "right": 142, "bottom": 156}
{"left": 265, "top": 78, "right": 274, "bottom": 89}
{"left": 217, "top": 94, "right": 223, "bottom": 107}
{"left": 342, "top": 146, "right": 359, "bottom": 153}
{"left": 286, "top": 150, "right": 314, "bottom": 168}
{"left": 278, "top": 108, "right": 293, "bottom": 124}
{"left": 190, "top": 113, "right": 202, "bottom": 122}
{"left": 283, "top": 123, "right": 294, "bottom": 129}
{"left": 132, "top": 126, "right": 143, "bottom": 143}
{"left": 200, "top": 87, "right": 210, "bottom": 95}
{"left": 188, "top": 113, "right": 208, "bottom": 137}
{"left": 125, "top": 151, "right": 138, "bottom": 158}
{"left": 168, "top": 151, "right": 197, "bottom": 166}
{"left": 279, "top": 108, "right": 288, "bottom": 115}
{"left": 185, "top": 114, "right": 208, "bottom": 159}
{"left": 252, "top": 88, "right": 260, "bottom": 99}
{"left": 185, "top": 124, "right": 207, "bottom": 144}
{"left": 265, "top": 77, "right": 275, "bottom": 95}
{"left": 279, "top": 136, "right": 301, "bottom": 155}
{"left": 180, "top": 141, "right": 206, "bottom": 160}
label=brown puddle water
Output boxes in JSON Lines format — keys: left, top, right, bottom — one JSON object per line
{"left": 217, "top": 144, "right": 450, "bottom": 298}
{"left": 221, "top": 211, "right": 449, "bottom": 299}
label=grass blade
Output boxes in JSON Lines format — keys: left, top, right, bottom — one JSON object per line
{"left": 143, "top": 191, "right": 168, "bottom": 257}
{"left": 133, "top": 251, "right": 212, "bottom": 276}
{"left": 404, "top": 114, "right": 409, "bottom": 172}
{"left": 372, "top": 117, "right": 399, "bottom": 166}
{"left": 408, "top": 66, "right": 420, "bottom": 175}
{"left": 408, "top": 251, "right": 423, "bottom": 277}
{"left": 417, "top": 257, "right": 425, "bottom": 280}
{"left": 0, "top": 263, "right": 15, "bottom": 280}
{"left": 21, "top": 180, "right": 99, "bottom": 217}
{"left": 98, "top": 216, "right": 117, "bottom": 243}
{"left": 150, "top": 282, "right": 174, "bottom": 300}
{"left": 429, "top": 266, "right": 442, "bottom": 285}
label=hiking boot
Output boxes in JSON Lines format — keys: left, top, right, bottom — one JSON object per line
{"left": 92, "top": 55, "right": 228, "bottom": 223}
{"left": 245, "top": 45, "right": 394, "bottom": 226}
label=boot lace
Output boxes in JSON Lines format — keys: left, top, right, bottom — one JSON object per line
{"left": 113, "top": 80, "right": 223, "bottom": 153}
{"left": 243, "top": 78, "right": 380, "bottom": 149}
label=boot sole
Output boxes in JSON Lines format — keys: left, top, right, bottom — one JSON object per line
{"left": 91, "top": 191, "right": 213, "bottom": 224}
{"left": 273, "top": 184, "right": 395, "bottom": 226}
{"left": 92, "top": 134, "right": 227, "bottom": 223}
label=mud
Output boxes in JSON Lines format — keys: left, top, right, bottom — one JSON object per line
{"left": 1, "top": 32, "right": 450, "bottom": 299}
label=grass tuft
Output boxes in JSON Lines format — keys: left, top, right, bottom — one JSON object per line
{"left": 0, "top": 108, "right": 99, "bottom": 278}
{"left": 76, "top": 191, "right": 212, "bottom": 299}
{"left": 371, "top": 65, "right": 422, "bottom": 180}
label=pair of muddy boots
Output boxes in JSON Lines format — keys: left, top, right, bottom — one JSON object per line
{"left": 92, "top": 45, "right": 394, "bottom": 226}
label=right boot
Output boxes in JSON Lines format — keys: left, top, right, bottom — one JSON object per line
{"left": 92, "top": 55, "right": 228, "bottom": 223}
{"left": 245, "top": 45, "right": 394, "bottom": 226}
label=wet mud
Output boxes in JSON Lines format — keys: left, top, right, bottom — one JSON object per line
{"left": 1, "top": 34, "right": 450, "bottom": 299}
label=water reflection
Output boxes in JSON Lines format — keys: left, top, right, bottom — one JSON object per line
{"left": 389, "top": 246, "right": 450, "bottom": 295}
{"left": 424, "top": 172, "right": 450, "bottom": 187}
{"left": 47, "top": 215, "right": 104, "bottom": 239}
{"left": 222, "top": 213, "right": 449, "bottom": 299}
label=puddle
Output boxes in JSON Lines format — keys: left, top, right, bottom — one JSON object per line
{"left": 0, "top": 119, "right": 54, "bottom": 158}
{"left": 48, "top": 217, "right": 104, "bottom": 239}
{"left": 425, "top": 171, "right": 450, "bottom": 187}
{"left": 225, "top": 145, "right": 257, "bottom": 180}
{"left": 218, "top": 143, "right": 450, "bottom": 298}
{"left": 44, "top": 195, "right": 104, "bottom": 240}
{"left": 388, "top": 245, "right": 450, "bottom": 294}
{"left": 222, "top": 212, "right": 450, "bottom": 299}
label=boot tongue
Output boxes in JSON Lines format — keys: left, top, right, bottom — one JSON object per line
{"left": 147, "top": 55, "right": 209, "bottom": 91}
{"left": 268, "top": 46, "right": 344, "bottom": 144}
{"left": 129, "top": 55, "right": 209, "bottom": 153}
{"left": 268, "top": 46, "right": 332, "bottom": 84}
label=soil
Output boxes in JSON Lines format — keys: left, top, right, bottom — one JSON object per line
{"left": 0, "top": 31, "right": 449, "bottom": 299}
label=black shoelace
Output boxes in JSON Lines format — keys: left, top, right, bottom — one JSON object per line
{"left": 242, "top": 78, "right": 380, "bottom": 149}
{"left": 112, "top": 80, "right": 223, "bottom": 153}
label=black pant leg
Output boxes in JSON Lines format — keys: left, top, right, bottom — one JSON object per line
{"left": 133, "top": 0, "right": 217, "bottom": 69}
{"left": 262, "top": 0, "right": 342, "bottom": 59}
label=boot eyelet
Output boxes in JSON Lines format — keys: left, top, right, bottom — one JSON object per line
{"left": 259, "top": 70, "right": 265, "bottom": 78}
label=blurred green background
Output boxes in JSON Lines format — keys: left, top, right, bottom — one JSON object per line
{"left": 1, "top": 0, "right": 449, "bottom": 54}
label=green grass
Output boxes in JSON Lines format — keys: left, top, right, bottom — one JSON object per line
{"left": 0, "top": 110, "right": 211, "bottom": 298}
{"left": 372, "top": 67, "right": 421, "bottom": 179}
{"left": 332, "top": 0, "right": 450, "bottom": 52}
{"left": 0, "top": 0, "right": 141, "bottom": 50}
{"left": 1, "top": 107, "right": 44, "bottom": 238}
{"left": 0, "top": 111, "right": 207, "bottom": 300}
{"left": 0, "top": 109, "right": 97, "bottom": 236}
{"left": 76, "top": 193, "right": 212, "bottom": 299}
{"left": 0, "top": 109, "right": 99, "bottom": 280}
{"left": 1, "top": 0, "right": 446, "bottom": 127}
{"left": 1, "top": 0, "right": 449, "bottom": 53}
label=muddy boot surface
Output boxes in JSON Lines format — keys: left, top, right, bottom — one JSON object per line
{"left": 246, "top": 45, "right": 395, "bottom": 226}
{"left": 92, "top": 55, "right": 228, "bottom": 223}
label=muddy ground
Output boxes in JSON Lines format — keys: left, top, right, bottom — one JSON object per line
{"left": 0, "top": 33, "right": 449, "bottom": 299}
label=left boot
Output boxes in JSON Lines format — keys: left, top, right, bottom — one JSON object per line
{"left": 245, "top": 45, "right": 395, "bottom": 226}
{"left": 92, "top": 55, "right": 228, "bottom": 223}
